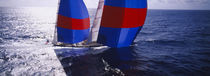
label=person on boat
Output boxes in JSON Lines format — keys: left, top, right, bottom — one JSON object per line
{"left": 45, "top": 39, "right": 49, "bottom": 45}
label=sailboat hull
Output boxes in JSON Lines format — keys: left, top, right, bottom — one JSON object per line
{"left": 98, "top": 0, "right": 147, "bottom": 48}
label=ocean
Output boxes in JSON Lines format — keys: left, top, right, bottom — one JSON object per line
{"left": 0, "top": 7, "right": 210, "bottom": 76}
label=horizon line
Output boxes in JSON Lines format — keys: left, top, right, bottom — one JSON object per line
{"left": 0, "top": 6, "right": 209, "bottom": 11}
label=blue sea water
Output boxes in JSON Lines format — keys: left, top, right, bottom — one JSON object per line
{"left": 0, "top": 7, "right": 210, "bottom": 76}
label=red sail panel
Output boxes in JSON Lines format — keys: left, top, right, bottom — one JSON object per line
{"left": 101, "top": 5, "right": 147, "bottom": 28}
{"left": 57, "top": 15, "right": 90, "bottom": 30}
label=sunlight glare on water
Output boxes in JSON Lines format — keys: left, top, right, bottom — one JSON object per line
{"left": 0, "top": 7, "right": 66, "bottom": 76}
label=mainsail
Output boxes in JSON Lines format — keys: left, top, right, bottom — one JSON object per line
{"left": 54, "top": 0, "right": 90, "bottom": 45}
{"left": 88, "top": 0, "right": 105, "bottom": 42}
{"left": 97, "top": 0, "right": 148, "bottom": 48}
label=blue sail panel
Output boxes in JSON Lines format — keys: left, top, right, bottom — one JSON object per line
{"left": 105, "top": 0, "right": 147, "bottom": 8}
{"left": 58, "top": 0, "right": 89, "bottom": 19}
{"left": 97, "top": 27, "right": 142, "bottom": 48}
{"left": 57, "top": 27, "right": 89, "bottom": 44}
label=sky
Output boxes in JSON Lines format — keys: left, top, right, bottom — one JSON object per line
{"left": 0, "top": 0, "right": 210, "bottom": 10}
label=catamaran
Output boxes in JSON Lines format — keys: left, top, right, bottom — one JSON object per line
{"left": 53, "top": 0, "right": 147, "bottom": 48}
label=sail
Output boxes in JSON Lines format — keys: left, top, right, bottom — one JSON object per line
{"left": 56, "top": 0, "right": 90, "bottom": 44}
{"left": 97, "top": 0, "right": 147, "bottom": 48}
{"left": 88, "top": 0, "right": 105, "bottom": 42}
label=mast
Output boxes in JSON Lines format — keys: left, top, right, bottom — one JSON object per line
{"left": 52, "top": 0, "right": 60, "bottom": 45}
{"left": 52, "top": 25, "right": 58, "bottom": 45}
{"left": 88, "top": 0, "right": 104, "bottom": 42}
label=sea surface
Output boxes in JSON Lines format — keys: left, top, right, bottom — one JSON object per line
{"left": 0, "top": 7, "right": 210, "bottom": 76}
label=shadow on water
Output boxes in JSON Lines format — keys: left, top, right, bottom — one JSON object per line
{"left": 101, "top": 47, "right": 146, "bottom": 76}
{"left": 54, "top": 46, "right": 143, "bottom": 76}
{"left": 54, "top": 47, "right": 107, "bottom": 76}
